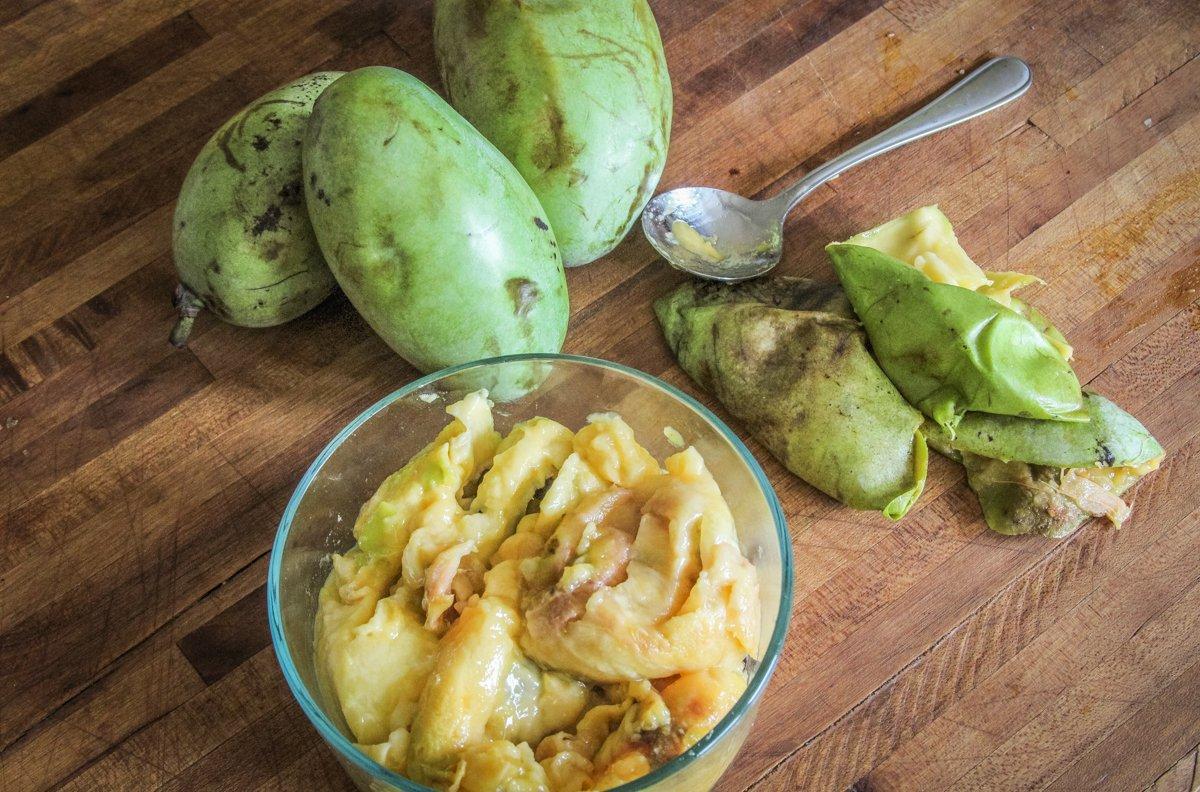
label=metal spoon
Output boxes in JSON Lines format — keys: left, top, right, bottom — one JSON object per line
{"left": 642, "top": 56, "right": 1032, "bottom": 281}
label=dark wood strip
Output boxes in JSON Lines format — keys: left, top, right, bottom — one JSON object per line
{"left": 0, "top": 558, "right": 267, "bottom": 792}
{"left": 0, "top": 351, "right": 29, "bottom": 398}
{"left": 0, "top": 307, "right": 403, "bottom": 747}
{"left": 314, "top": 0, "right": 404, "bottom": 50}
{"left": 11, "top": 313, "right": 98, "bottom": 384}
{"left": 381, "top": 0, "right": 441, "bottom": 88}
{"left": 0, "top": 0, "right": 411, "bottom": 297}
{"left": 177, "top": 586, "right": 269, "bottom": 685}
{"left": 0, "top": 63, "right": 270, "bottom": 295}
{"left": 0, "top": 482, "right": 274, "bottom": 751}
{"left": 0, "top": 0, "right": 51, "bottom": 28}
{"left": 650, "top": 0, "right": 730, "bottom": 42}
{"left": 1, "top": 140, "right": 190, "bottom": 298}
{"left": 73, "top": 64, "right": 270, "bottom": 193}
{"left": 0, "top": 348, "right": 213, "bottom": 514}
{"left": 0, "top": 12, "right": 210, "bottom": 162}
{"left": 254, "top": 738, "right": 359, "bottom": 792}
{"left": 675, "top": 0, "right": 888, "bottom": 135}
{"left": 0, "top": 254, "right": 177, "bottom": 411}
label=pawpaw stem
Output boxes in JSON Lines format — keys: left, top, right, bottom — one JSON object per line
{"left": 170, "top": 283, "right": 205, "bottom": 348}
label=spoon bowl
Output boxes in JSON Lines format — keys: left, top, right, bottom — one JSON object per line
{"left": 643, "top": 56, "right": 1032, "bottom": 281}
{"left": 642, "top": 187, "right": 783, "bottom": 281}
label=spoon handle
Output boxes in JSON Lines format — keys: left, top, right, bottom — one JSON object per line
{"left": 773, "top": 56, "right": 1032, "bottom": 213}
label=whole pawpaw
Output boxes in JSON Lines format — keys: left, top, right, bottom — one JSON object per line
{"left": 434, "top": 0, "right": 672, "bottom": 267}
{"left": 302, "top": 67, "right": 568, "bottom": 374}
{"left": 170, "top": 72, "right": 342, "bottom": 345}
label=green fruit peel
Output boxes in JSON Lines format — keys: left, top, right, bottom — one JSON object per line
{"left": 655, "top": 278, "right": 927, "bottom": 519}
{"left": 827, "top": 242, "right": 1085, "bottom": 434}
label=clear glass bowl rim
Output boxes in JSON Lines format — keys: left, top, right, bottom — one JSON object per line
{"left": 267, "top": 352, "right": 795, "bottom": 791}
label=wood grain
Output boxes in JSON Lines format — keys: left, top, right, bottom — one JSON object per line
{"left": 0, "top": 0, "right": 1197, "bottom": 790}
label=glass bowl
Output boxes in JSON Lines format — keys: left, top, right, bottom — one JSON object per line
{"left": 268, "top": 353, "right": 793, "bottom": 792}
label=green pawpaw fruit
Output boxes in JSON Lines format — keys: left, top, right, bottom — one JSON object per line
{"left": 301, "top": 67, "right": 569, "bottom": 377}
{"left": 433, "top": 0, "right": 672, "bottom": 267}
{"left": 170, "top": 72, "right": 342, "bottom": 346}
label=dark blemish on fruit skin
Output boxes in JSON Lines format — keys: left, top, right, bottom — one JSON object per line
{"left": 464, "top": 0, "right": 489, "bottom": 37}
{"left": 530, "top": 103, "right": 573, "bottom": 172}
{"left": 506, "top": 277, "right": 541, "bottom": 319}
{"left": 278, "top": 180, "right": 303, "bottom": 206}
{"left": 209, "top": 260, "right": 221, "bottom": 274}
{"left": 832, "top": 332, "right": 850, "bottom": 360}
{"left": 410, "top": 116, "right": 431, "bottom": 136}
{"left": 252, "top": 135, "right": 270, "bottom": 151}
{"left": 216, "top": 124, "right": 245, "bottom": 172}
{"left": 315, "top": 188, "right": 331, "bottom": 206}
{"left": 201, "top": 289, "right": 231, "bottom": 320}
{"left": 309, "top": 172, "right": 318, "bottom": 188}
{"left": 533, "top": 216, "right": 549, "bottom": 231}
{"left": 246, "top": 269, "right": 309, "bottom": 291}
{"left": 729, "top": 167, "right": 741, "bottom": 176}
{"left": 251, "top": 205, "right": 283, "bottom": 236}
{"left": 503, "top": 77, "right": 519, "bottom": 104}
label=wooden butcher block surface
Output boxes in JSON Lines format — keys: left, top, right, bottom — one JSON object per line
{"left": 0, "top": 0, "right": 1198, "bottom": 790}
